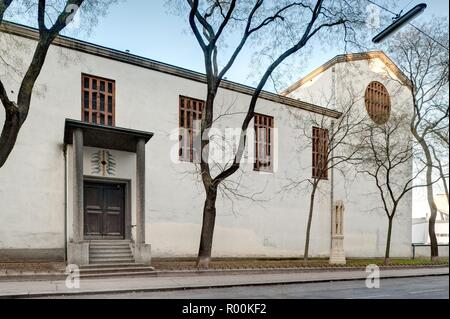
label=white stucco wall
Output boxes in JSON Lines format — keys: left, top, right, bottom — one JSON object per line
{"left": 288, "top": 57, "right": 414, "bottom": 258}
{"left": 0, "top": 31, "right": 413, "bottom": 259}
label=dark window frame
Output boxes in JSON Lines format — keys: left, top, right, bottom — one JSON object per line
{"left": 365, "top": 81, "right": 391, "bottom": 125}
{"left": 254, "top": 113, "right": 274, "bottom": 173}
{"left": 179, "top": 96, "right": 205, "bottom": 163}
{"left": 82, "top": 73, "right": 116, "bottom": 127}
{"left": 312, "top": 126, "right": 329, "bottom": 180}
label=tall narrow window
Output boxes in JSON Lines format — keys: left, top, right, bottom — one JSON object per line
{"left": 82, "top": 74, "right": 115, "bottom": 126}
{"left": 179, "top": 96, "right": 204, "bottom": 162}
{"left": 312, "top": 127, "right": 329, "bottom": 180}
{"left": 254, "top": 113, "right": 274, "bottom": 172}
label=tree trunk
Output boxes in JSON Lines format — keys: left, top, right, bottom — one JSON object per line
{"left": 427, "top": 185, "right": 439, "bottom": 261}
{"left": 196, "top": 187, "right": 218, "bottom": 269}
{"left": 0, "top": 36, "right": 51, "bottom": 168}
{"left": 0, "top": 108, "right": 21, "bottom": 168}
{"left": 412, "top": 132, "right": 439, "bottom": 260}
{"left": 384, "top": 217, "right": 393, "bottom": 265}
{"left": 424, "top": 155, "right": 439, "bottom": 260}
{"left": 303, "top": 185, "right": 317, "bottom": 264}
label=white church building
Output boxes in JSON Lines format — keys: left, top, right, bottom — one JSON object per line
{"left": 0, "top": 22, "right": 414, "bottom": 265}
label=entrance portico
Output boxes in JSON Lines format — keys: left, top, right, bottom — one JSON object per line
{"left": 64, "top": 119, "right": 154, "bottom": 265}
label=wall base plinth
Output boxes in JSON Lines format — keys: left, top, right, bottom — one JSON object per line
{"left": 132, "top": 243, "right": 151, "bottom": 265}
{"left": 67, "top": 242, "right": 89, "bottom": 266}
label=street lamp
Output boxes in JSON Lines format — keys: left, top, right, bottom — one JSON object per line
{"left": 372, "top": 3, "right": 427, "bottom": 43}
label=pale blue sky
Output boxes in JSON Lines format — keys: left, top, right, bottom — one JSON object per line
{"left": 6, "top": 1, "right": 449, "bottom": 90}
{"left": 69, "top": 0, "right": 449, "bottom": 90}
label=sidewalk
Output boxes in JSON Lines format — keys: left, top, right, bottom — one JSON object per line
{"left": 0, "top": 266, "right": 448, "bottom": 298}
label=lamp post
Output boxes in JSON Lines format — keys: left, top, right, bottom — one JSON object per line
{"left": 372, "top": 3, "right": 427, "bottom": 43}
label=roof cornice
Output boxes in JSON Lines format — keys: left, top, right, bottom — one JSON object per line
{"left": 282, "top": 51, "right": 413, "bottom": 96}
{"left": 0, "top": 21, "right": 342, "bottom": 119}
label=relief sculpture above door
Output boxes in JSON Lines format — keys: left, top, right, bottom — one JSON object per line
{"left": 91, "top": 150, "right": 116, "bottom": 176}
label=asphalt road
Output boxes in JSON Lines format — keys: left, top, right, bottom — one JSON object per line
{"left": 47, "top": 275, "right": 449, "bottom": 299}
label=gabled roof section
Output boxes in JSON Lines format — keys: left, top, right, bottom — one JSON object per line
{"left": 0, "top": 21, "right": 342, "bottom": 119}
{"left": 282, "top": 51, "right": 412, "bottom": 96}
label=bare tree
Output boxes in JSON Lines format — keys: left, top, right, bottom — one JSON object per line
{"left": 430, "top": 144, "right": 449, "bottom": 203}
{"left": 356, "top": 113, "right": 430, "bottom": 264}
{"left": 284, "top": 91, "right": 365, "bottom": 263}
{"left": 386, "top": 19, "right": 449, "bottom": 260}
{"left": 0, "top": 0, "right": 117, "bottom": 168}
{"left": 177, "top": 0, "right": 366, "bottom": 268}
{"left": 429, "top": 106, "right": 449, "bottom": 202}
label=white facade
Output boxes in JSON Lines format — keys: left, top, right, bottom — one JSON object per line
{"left": 285, "top": 53, "right": 414, "bottom": 258}
{"left": 0, "top": 24, "right": 413, "bottom": 261}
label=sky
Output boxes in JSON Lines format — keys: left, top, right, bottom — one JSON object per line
{"left": 5, "top": 0, "right": 449, "bottom": 89}
{"left": 64, "top": 0, "right": 449, "bottom": 90}
{"left": 5, "top": 0, "right": 449, "bottom": 217}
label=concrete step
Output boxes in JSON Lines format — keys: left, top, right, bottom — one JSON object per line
{"left": 90, "top": 250, "right": 133, "bottom": 255}
{"left": 89, "top": 240, "right": 130, "bottom": 244}
{"left": 89, "top": 252, "right": 133, "bottom": 259}
{"left": 89, "top": 240, "right": 130, "bottom": 246}
{"left": 80, "top": 263, "right": 146, "bottom": 269}
{"left": 81, "top": 266, "right": 155, "bottom": 275}
{"left": 89, "top": 246, "right": 131, "bottom": 251}
{"left": 89, "top": 245, "right": 131, "bottom": 249}
{"left": 90, "top": 251, "right": 132, "bottom": 255}
{"left": 89, "top": 258, "right": 135, "bottom": 264}
{"left": 79, "top": 270, "right": 156, "bottom": 279}
{"left": 88, "top": 240, "right": 136, "bottom": 265}
{"left": 90, "top": 244, "right": 131, "bottom": 248}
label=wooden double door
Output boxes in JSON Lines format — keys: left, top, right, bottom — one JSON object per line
{"left": 84, "top": 181, "right": 125, "bottom": 240}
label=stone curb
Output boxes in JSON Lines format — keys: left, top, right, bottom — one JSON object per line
{"left": 153, "top": 264, "right": 449, "bottom": 277}
{"left": 0, "top": 264, "right": 448, "bottom": 282}
{"left": 0, "top": 266, "right": 448, "bottom": 298}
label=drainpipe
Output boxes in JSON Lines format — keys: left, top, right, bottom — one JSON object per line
{"left": 330, "top": 66, "right": 337, "bottom": 250}
{"left": 63, "top": 144, "right": 68, "bottom": 262}
{"left": 330, "top": 120, "right": 335, "bottom": 250}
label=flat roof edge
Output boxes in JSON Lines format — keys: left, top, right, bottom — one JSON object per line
{"left": 1, "top": 21, "right": 341, "bottom": 119}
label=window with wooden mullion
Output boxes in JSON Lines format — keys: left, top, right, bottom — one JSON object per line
{"left": 254, "top": 113, "right": 274, "bottom": 172}
{"left": 82, "top": 74, "right": 115, "bottom": 126}
{"left": 179, "top": 96, "right": 204, "bottom": 163}
{"left": 312, "top": 126, "right": 329, "bottom": 180}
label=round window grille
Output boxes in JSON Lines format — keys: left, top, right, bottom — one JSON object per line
{"left": 365, "top": 81, "right": 391, "bottom": 125}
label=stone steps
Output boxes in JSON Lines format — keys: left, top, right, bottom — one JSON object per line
{"left": 83, "top": 241, "right": 155, "bottom": 278}
{"left": 80, "top": 263, "right": 145, "bottom": 269}
{"left": 90, "top": 253, "right": 134, "bottom": 259}
{"left": 89, "top": 257, "right": 136, "bottom": 264}
{"left": 88, "top": 240, "right": 134, "bottom": 262}
{"left": 80, "top": 270, "right": 156, "bottom": 279}
{"left": 81, "top": 266, "right": 154, "bottom": 274}
{"left": 90, "top": 249, "right": 133, "bottom": 254}
{"left": 80, "top": 265, "right": 155, "bottom": 279}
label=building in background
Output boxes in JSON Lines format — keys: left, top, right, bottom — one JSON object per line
{"left": 413, "top": 194, "right": 449, "bottom": 244}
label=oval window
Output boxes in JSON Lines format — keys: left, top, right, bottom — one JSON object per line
{"left": 365, "top": 81, "right": 391, "bottom": 125}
